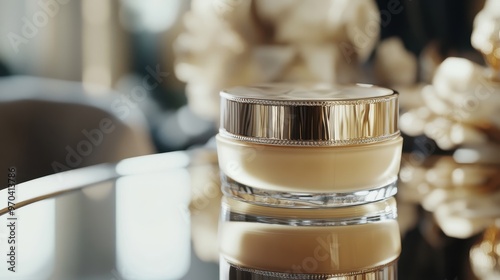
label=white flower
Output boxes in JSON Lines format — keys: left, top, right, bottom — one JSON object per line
{"left": 174, "top": 0, "right": 380, "bottom": 121}
{"left": 400, "top": 58, "right": 500, "bottom": 150}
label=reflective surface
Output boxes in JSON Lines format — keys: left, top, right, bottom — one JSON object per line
{"left": 219, "top": 197, "right": 400, "bottom": 279}
{"left": 0, "top": 149, "right": 494, "bottom": 279}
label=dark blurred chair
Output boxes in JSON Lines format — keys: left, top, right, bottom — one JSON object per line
{"left": 0, "top": 76, "right": 155, "bottom": 279}
{"left": 0, "top": 76, "right": 154, "bottom": 185}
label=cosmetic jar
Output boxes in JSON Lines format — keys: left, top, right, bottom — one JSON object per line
{"left": 219, "top": 196, "right": 401, "bottom": 279}
{"left": 216, "top": 84, "right": 403, "bottom": 207}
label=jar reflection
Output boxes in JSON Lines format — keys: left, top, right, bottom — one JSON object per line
{"left": 219, "top": 197, "right": 401, "bottom": 279}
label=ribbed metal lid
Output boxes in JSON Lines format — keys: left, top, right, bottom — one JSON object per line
{"left": 219, "top": 84, "right": 399, "bottom": 146}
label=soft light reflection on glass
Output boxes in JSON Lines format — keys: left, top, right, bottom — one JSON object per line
{"left": 0, "top": 164, "right": 116, "bottom": 215}
{"left": 355, "top": 83, "right": 374, "bottom": 88}
{"left": 82, "top": 181, "right": 114, "bottom": 201}
{"left": 115, "top": 151, "right": 190, "bottom": 176}
{"left": 0, "top": 200, "right": 54, "bottom": 279}
{"left": 116, "top": 169, "right": 191, "bottom": 280}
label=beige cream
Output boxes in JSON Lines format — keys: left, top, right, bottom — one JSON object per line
{"left": 219, "top": 220, "right": 400, "bottom": 274}
{"left": 217, "top": 135, "right": 402, "bottom": 193}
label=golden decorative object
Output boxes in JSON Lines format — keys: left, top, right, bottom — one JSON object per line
{"left": 470, "top": 223, "right": 500, "bottom": 280}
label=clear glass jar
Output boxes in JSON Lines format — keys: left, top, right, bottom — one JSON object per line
{"left": 219, "top": 197, "right": 401, "bottom": 279}
{"left": 216, "top": 84, "right": 403, "bottom": 207}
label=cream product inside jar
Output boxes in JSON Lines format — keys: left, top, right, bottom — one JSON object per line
{"left": 219, "top": 197, "right": 401, "bottom": 279}
{"left": 216, "top": 84, "right": 403, "bottom": 207}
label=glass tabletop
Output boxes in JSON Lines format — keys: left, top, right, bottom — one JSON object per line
{"left": 0, "top": 149, "right": 496, "bottom": 280}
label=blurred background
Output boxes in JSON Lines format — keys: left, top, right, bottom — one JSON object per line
{"left": 0, "top": 0, "right": 488, "bottom": 154}
{"left": 0, "top": 0, "right": 213, "bottom": 155}
{"left": 1, "top": 1, "right": 499, "bottom": 279}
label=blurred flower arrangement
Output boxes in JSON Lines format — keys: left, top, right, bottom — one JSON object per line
{"left": 397, "top": 1, "right": 500, "bottom": 278}
{"left": 174, "top": 0, "right": 382, "bottom": 121}
{"left": 173, "top": 0, "right": 500, "bottom": 277}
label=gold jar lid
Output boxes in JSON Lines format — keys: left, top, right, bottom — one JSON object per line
{"left": 219, "top": 84, "right": 399, "bottom": 146}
